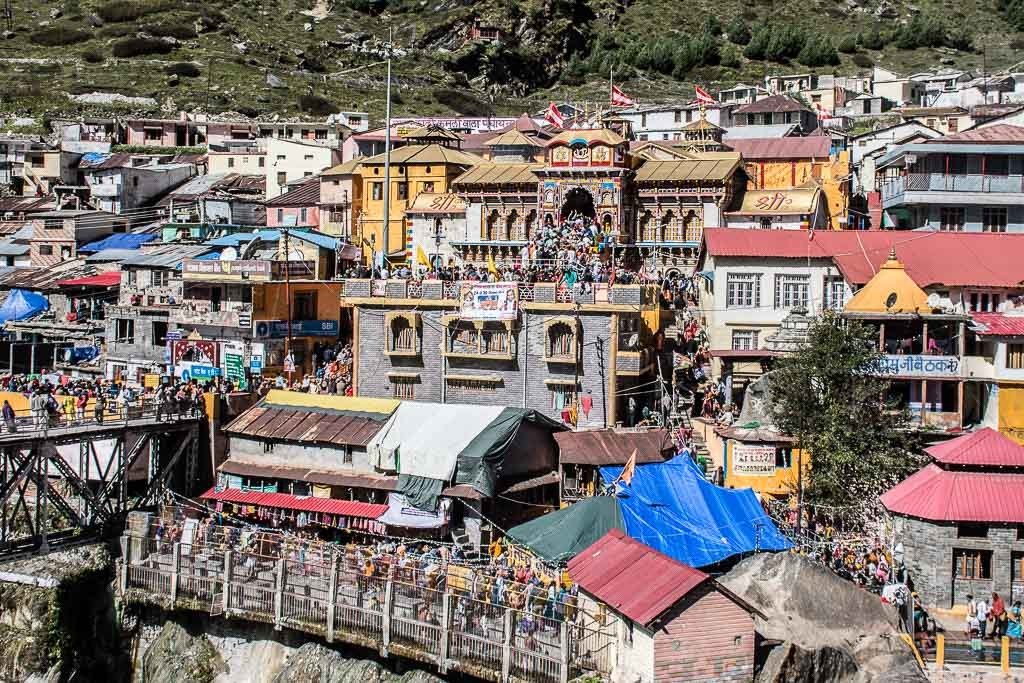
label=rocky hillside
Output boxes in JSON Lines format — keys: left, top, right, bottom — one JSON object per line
{"left": 1, "top": 0, "right": 1022, "bottom": 125}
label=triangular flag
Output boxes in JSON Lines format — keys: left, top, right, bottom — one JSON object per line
{"left": 416, "top": 245, "right": 431, "bottom": 268}
{"left": 487, "top": 254, "right": 500, "bottom": 279}
{"left": 694, "top": 85, "right": 717, "bottom": 106}
{"left": 620, "top": 449, "right": 638, "bottom": 485}
{"left": 544, "top": 102, "right": 565, "bottom": 128}
{"left": 610, "top": 85, "right": 635, "bottom": 107}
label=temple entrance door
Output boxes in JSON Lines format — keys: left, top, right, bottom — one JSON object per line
{"left": 560, "top": 187, "right": 596, "bottom": 221}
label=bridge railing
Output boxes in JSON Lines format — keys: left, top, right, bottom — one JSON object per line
{"left": 120, "top": 536, "right": 613, "bottom": 682}
{"left": 0, "top": 400, "right": 202, "bottom": 438}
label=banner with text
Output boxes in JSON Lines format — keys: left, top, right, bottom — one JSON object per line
{"left": 732, "top": 444, "right": 777, "bottom": 476}
{"left": 459, "top": 282, "right": 519, "bottom": 321}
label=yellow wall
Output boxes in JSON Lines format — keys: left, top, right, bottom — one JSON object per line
{"left": 744, "top": 150, "right": 849, "bottom": 229}
{"left": 724, "top": 439, "right": 805, "bottom": 499}
{"left": 357, "top": 162, "right": 463, "bottom": 259}
{"left": 254, "top": 282, "right": 341, "bottom": 321}
{"left": 999, "top": 384, "right": 1024, "bottom": 445}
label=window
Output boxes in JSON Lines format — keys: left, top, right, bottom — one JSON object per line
{"left": 731, "top": 329, "right": 759, "bottom": 350}
{"left": 397, "top": 182, "right": 408, "bottom": 200}
{"left": 263, "top": 441, "right": 274, "bottom": 453}
{"left": 315, "top": 129, "right": 327, "bottom": 140}
{"left": 726, "top": 273, "right": 761, "bottom": 308}
{"left": 39, "top": 245, "right": 53, "bottom": 256}
{"left": 987, "top": 156, "right": 1009, "bottom": 176}
{"left": 60, "top": 245, "right": 72, "bottom": 258}
{"left": 947, "top": 117, "right": 958, "bottom": 133}
{"left": 293, "top": 291, "right": 317, "bottom": 320}
{"left": 549, "top": 386, "right": 577, "bottom": 410}
{"left": 823, "top": 277, "right": 846, "bottom": 310}
{"left": 347, "top": 116, "right": 362, "bottom": 127}
{"left": 982, "top": 208, "right": 1007, "bottom": 233}
{"left": 392, "top": 378, "right": 415, "bottom": 399}
{"left": 547, "top": 321, "right": 576, "bottom": 361}
{"left": 775, "top": 448, "right": 792, "bottom": 468}
{"left": 926, "top": 118, "right": 937, "bottom": 129}
{"left": 390, "top": 316, "right": 417, "bottom": 353}
{"left": 152, "top": 321, "right": 168, "bottom": 347}
{"left": 258, "top": 157, "right": 265, "bottom": 168}
{"left": 371, "top": 182, "right": 383, "bottom": 201}
{"left": 775, "top": 274, "right": 810, "bottom": 309}
{"left": 153, "top": 270, "right": 170, "bottom": 288}
{"left": 116, "top": 318, "right": 135, "bottom": 344}
{"left": 673, "top": 110, "right": 682, "bottom": 123}
{"left": 1008, "top": 344, "right": 1024, "bottom": 370}
{"left": 811, "top": 94, "right": 822, "bottom": 103}
{"left": 422, "top": 181, "right": 435, "bottom": 194}
{"left": 759, "top": 217, "right": 773, "bottom": 230}
{"left": 954, "top": 548, "right": 992, "bottom": 580}
{"left": 303, "top": 171, "right": 312, "bottom": 177}
{"left": 126, "top": 270, "right": 137, "bottom": 287}
{"left": 939, "top": 207, "right": 965, "bottom": 231}
{"left": 276, "top": 155, "right": 286, "bottom": 161}
{"left": 227, "top": 157, "right": 235, "bottom": 168}
{"left": 43, "top": 218, "right": 62, "bottom": 230}
{"left": 482, "top": 323, "right": 511, "bottom": 355}
{"left": 641, "top": 113, "right": 647, "bottom": 128}
{"left": 145, "top": 128, "right": 162, "bottom": 141}
{"left": 276, "top": 171, "right": 287, "bottom": 188}
{"left": 300, "top": 208, "right": 308, "bottom": 224}
{"left": 276, "top": 208, "right": 284, "bottom": 223}
{"left": 449, "top": 321, "right": 479, "bottom": 354}
{"left": 958, "top": 523, "right": 989, "bottom": 538}
{"left": 303, "top": 154, "right": 314, "bottom": 161}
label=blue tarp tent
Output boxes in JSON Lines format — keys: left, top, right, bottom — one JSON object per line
{"left": 599, "top": 456, "right": 792, "bottom": 568}
{"left": 0, "top": 289, "right": 48, "bottom": 323}
{"left": 78, "top": 233, "right": 157, "bottom": 253}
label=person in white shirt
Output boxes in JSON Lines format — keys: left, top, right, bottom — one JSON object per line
{"left": 966, "top": 594, "right": 977, "bottom": 635}
{"left": 976, "top": 596, "right": 990, "bottom": 639}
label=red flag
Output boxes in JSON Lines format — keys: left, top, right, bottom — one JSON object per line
{"left": 815, "top": 103, "right": 833, "bottom": 121}
{"left": 610, "top": 85, "right": 635, "bottom": 107}
{"left": 619, "top": 449, "right": 638, "bottom": 485}
{"left": 544, "top": 102, "right": 565, "bottom": 128}
{"left": 694, "top": 85, "right": 716, "bottom": 106}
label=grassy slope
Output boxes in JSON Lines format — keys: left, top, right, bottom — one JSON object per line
{"left": 0, "top": 0, "right": 1020, "bottom": 126}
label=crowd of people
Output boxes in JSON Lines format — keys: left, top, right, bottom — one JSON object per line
{"left": 258, "top": 343, "right": 354, "bottom": 396}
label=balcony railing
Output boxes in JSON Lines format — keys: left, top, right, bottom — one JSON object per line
{"left": 882, "top": 173, "right": 1024, "bottom": 201}
{"left": 638, "top": 224, "right": 703, "bottom": 243}
{"left": 342, "top": 279, "right": 621, "bottom": 305}
{"left": 169, "top": 305, "right": 252, "bottom": 328}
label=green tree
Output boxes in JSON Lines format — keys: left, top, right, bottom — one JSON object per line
{"left": 720, "top": 44, "right": 742, "bottom": 68}
{"left": 798, "top": 35, "right": 839, "bottom": 67}
{"left": 768, "top": 311, "right": 923, "bottom": 510}
{"left": 743, "top": 23, "right": 771, "bottom": 60}
{"left": 726, "top": 16, "right": 751, "bottom": 45}
{"left": 837, "top": 34, "right": 859, "bottom": 54}
{"left": 858, "top": 28, "right": 887, "bottom": 50}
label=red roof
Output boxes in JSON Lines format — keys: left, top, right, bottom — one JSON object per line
{"left": 728, "top": 136, "right": 831, "bottom": 160}
{"left": 734, "top": 94, "right": 809, "bottom": 115}
{"left": 265, "top": 177, "right": 320, "bottom": 206}
{"left": 199, "top": 487, "right": 388, "bottom": 519}
{"left": 56, "top": 271, "right": 121, "bottom": 288}
{"left": 701, "top": 228, "right": 1024, "bottom": 288}
{"left": 924, "top": 428, "right": 1024, "bottom": 467}
{"left": 972, "top": 313, "right": 1024, "bottom": 337}
{"left": 937, "top": 124, "right": 1024, "bottom": 144}
{"left": 881, "top": 463, "right": 1024, "bottom": 523}
{"left": 568, "top": 529, "right": 709, "bottom": 626}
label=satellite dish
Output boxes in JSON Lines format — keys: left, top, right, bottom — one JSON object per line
{"left": 220, "top": 247, "right": 238, "bottom": 261}
{"left": 927, "top": 293, "right": 942, "bottom": 309}
{"left": 885, "top": 292, "right": 898, "bottom": 309}
{"left": 627, "top": 333, "right": 639, "bottom": 349}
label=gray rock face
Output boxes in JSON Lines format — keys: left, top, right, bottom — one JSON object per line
{"left": 720, "top": 552, "right": 927, "bottom": 683}
{"left": 271, "top": 643, "right": 443, "bottom": 683}
{"left": 141, "top": 621, "right": 226, "bottom": 683}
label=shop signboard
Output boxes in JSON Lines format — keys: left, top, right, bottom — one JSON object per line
{"left": 253, "top": 320, "right": 339, "bottom": 339}
{"left": 731, "top": 444, "right": 776, "bottom": 476}
{"left": 222, "top": 341, "right": 247, "bottom": 390}
{"left": 459, "top": 282, "right": 518, "bottom": 321}
{"left": 874, "top": 355, "right": 960, "bottom": 378}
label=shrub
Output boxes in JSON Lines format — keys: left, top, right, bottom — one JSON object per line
{"left": 98, "top": 24, "right": 134, "bottom": 37}
{"left": 30, "top": 25, "right": 91, "bottom": 46}
{"left": 164, "top": 62, "right": 201, "bottom": 77}
{"left": 726, "top": 17, "right": 751, "bottom": 45}
{"left": 298, "top": 94, "right": 340, "bottom": 116}
{"left": 858, "top": 28, "right": 887, "bottom": 50}
{"left": 895, "top": 13, "right": 948, "bottom": 49}
{"left": 111, "top": 37, "right": 174, "bottom": 58}
{"left": 720, "top": 44, "right": 742, "bottom": 68}
{"left": 96, "top": 0, "right": 171, "bottom": 23}
{"left": 852, "top": 53, "right": 874, "bottom": 69}
{"left": 81, "top": 48, "right": 105, "bottom": 63}
{"left": 144, "top": 21, "right": 197, "bottom": 39}
{"left": 798, "top": 36, "right": 839, "bottom": 67}
{"left": 837, "top": 34, "right": 859, "bottom": 53}
{"left": 431, "top": 89, "right": 492, "bottom": 116}
{"left": 198, "top": 8, "right": 227, "bottom": 31}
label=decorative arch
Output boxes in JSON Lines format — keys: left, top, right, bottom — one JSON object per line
{"left": 524, "top": 209, "right": 537, "bottom": 239}
{"left": 544, "top": 316, "right": 579, "bottom": 363}
{"left": 505, "top": 209, "right": 519, "bottom": 241}
{"left": 485, "top": 209, "right": 500, "bottom": 241}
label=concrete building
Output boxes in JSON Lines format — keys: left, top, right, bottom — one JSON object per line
{"left": 569, "top": 530, "right": 757, "bottom": 683}
{"left": 26, "top": 209, "right": 127, "bottom": 267}
{"left": 897, "top": 106, "right": 973, "bottom": 136}
{"left": 612, "top": 104, "right": 733, "bottom": 142}
{"left": 872, "top": 67, "right": 926, "bottom": 107}
{"left": 207, "top": 142, "right": 267, "bottom": 175}
{"left": 266, "top": 177, "right": 321, "bottom": 229}
{"left": 732, "top": 95, "right": 818, "bottom": 134}
{"left": 81, "top": 157, "right": 195, "bottom": 215}
{"left": 882, "top": 429, "right": 1024, "bottom": 608}
{"left": 718, "top": 83, "right": 770, "bottom": 106}
{"left": 319, "top": 159, "right": 361, "bottom": 239}
{"left": 848, "top": 121, "right": 941, "bottom": 194}
{"left": 723, "top": 187, "right": 830, "bottom": 231}
{"left": 265, "top": 138, "right": 343, "bottom": 199}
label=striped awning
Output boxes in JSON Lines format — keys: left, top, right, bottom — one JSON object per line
{"left": 200, "top": 487, "right": 388, "bottom": 519}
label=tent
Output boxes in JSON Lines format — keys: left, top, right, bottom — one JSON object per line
{"left": 506, "top": 456, "right": 792, "bottom": 568}
{"left": 0, "top": 289, "right": 48, "bottom": 324}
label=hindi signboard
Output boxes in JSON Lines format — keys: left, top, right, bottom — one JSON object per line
{"left": 459, "top": 282, "right": 518, "bottom": 321}
{"left": 182, "top": 259, "right": 273, "bottom": 282}
{"left": 222, "top": 341, "right": 247, "bottom": 390}
{"left": 874, "top": 355, "right": 960, "bottom": 378}
{"left": 732, "top": 444, "right": 777, "bottom": 476}
{"left": 253, "top": 320, "right": 340, "bottom": 339}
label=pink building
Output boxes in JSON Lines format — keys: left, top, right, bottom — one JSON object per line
{"left": 265, "top": 177, "right": 321, "bottom": 228}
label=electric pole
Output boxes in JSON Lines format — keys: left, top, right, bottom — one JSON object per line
{"left": 382, "top": 26, "right": 393, "bottom": 269}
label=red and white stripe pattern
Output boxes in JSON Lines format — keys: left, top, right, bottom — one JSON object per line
{"left": 694, "top": 85, "right": 716, "bottom": 106}
{"left": 610, "top": 85, "right": 635, "bottom": 107}
{"left": 544, "top": 102, "right": 565, "bottom": 128}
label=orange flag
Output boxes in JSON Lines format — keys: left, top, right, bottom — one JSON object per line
{"left": 619, "top": 448, "right": 638, "bottom": 486}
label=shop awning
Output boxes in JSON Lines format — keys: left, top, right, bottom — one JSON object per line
{"left": 56, "top": 272, "right": 121, "bottom": 288}
{"left": 200, "top": 487, "right": 388, "bottom": 519}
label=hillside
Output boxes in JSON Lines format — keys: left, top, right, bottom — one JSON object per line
{"left": 1, "top": 0, "right": 1022, "bottom": 127}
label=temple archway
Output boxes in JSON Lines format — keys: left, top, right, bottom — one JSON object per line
{"left": 560, "top": 187, "right": 596, "bottom": 221}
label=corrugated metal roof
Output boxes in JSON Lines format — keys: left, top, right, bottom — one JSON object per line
{"left": 219, "top": 460, "right": 400, "bottom": 491}
{"left": 972, "top": 313, "right": 1024, "bottom": 337}
{"left": 0, "top": 240, "right": 29, "bottom": 257}
{"left": 734, "top": 94, "right": 809, "bottom": 114}
{"left": 728, "top": 136, "right": 831, "bottom": 160}
{"left": 225, "top": 404, "right": 389, "bottom": 446}
{"left": 924, "top": 428, "right": 1024, "bottom": 466}
{"left": 700, "top": 228, "right": 1024, "bottom": 288}
{"left": 453, "top": 163, "right": 541, "bottom": 186}
{"left": 85, "top": 248, "right": 143, "bottom": 263}
{"left": 56, "top": 272, "right": 121, "bottom": 288}
{"left": 120, "top": 244, "right": 211, "bottom": 268}
{"left": 358, "top": 143, "right": 483, "bottom": 167}
{"left": 199, "top": 487, "right": 388, "bottom": 519}
{"left": 723, "top": 124, "right": 799, "bottom": 140}
{"left": 265, "top": 177, "right": 321, "bottom": 206}
{"left": 568, "top": 529, "right": 710, "bottom": 626}
{"left": 546, "top": 128, "right": 626, "bottom": 147}
{"left": 634, "top": 156, "right": 741, "bottom": 183}
{"left": 202, "top": 229, "right": 338, "bottom": 252}
{"left": 555, "top": 429, "right": 673, "bottom": 465}
{"left": 937, "top": 124, "right": 1024, "bottom": 144}
{"left": 78, "top": 232, "right": 157, "bottom": 253}
{"left": 482, "top": 129, "right": 542, "bottom": 147}
{"left": 881, "top": 463, "right": 1024, "bottom": 523}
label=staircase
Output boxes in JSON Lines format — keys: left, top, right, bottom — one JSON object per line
{"left": 450, "top": 527, "right": 483, "bottom": 562}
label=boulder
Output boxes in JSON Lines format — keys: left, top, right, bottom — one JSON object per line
{"left": 720, "top": 552, "right": 926, "bottom": 683}
{"left": 141, "top": 621, "right": 226, "bottom": 683}
{"left": 49, "top": 8, "right": 62, "bottom": 19}
{"left": 266, "top": 73, "right": 287, "bottom": 89}
{"left": 271, "top": 643, "right": 443, "bottom": 683}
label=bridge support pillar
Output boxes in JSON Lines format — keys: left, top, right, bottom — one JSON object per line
{"left": 223, "top": 550, "right": 233, "bottom": 614}
{"left": 559, "top": 620, "right": 569, "bottom": 683}
{"left": 119, "top": 535, "right": 129, "bottom": 593}
{"left": 381, "top": 577, "right": 393, "bottom": 657}
{"left": 501, "top": 608, "right": 512, "bottom": 682}
{"left": 325, "top": 554, "right": 338, "bottom": 643}
{"left": 438, "top": 591, "right": 451, "bottom": 674}
{"left": 170, "top": 542, "right": 181, "bottom": 603}
{"left": 274, "top": 558, "right": 285, "bottom": 630}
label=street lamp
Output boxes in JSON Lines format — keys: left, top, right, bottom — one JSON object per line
{"left": 431, "top": 220, "right": 445, "bottom": 271}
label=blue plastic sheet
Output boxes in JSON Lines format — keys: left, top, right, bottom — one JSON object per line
{"left": 78, "top": 233, "right": 157, "bottom": 253}
{"left": 600, "top": 456, "right": 792, "bottom": 568}
{"left": 0, "top": 289, "right": 48, "bottom": 323}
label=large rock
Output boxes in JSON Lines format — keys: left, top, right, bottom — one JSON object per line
{"left": 720, "top": 552, "right": 926, "bottom": 683}
{"left": 141, "top": 621, "right": 226, "bottom": 683}
{"left": 271, "top": 643, "right": 442, "bottom": 683}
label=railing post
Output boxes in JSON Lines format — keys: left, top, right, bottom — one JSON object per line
{"left": 325, "top": 554, "right": 338, "bottom": 643}
{"left": 936, "top": 633, "right": 944, "bottom": 670}
{"left": 170, "top": 542, "right": 181, "bottom": 603}
{"left": 382, "top": 577, "right": 393, "bottom": 656}
{"left": 274, "top": 558, "right": 285, "bottom": 630}
{"left": 119, "top": 535, "right": 129, "bottom": 593}
{"left": 222, "top": 550, "right": 233, "bottom": 614}
{"left": 559, "top": 620, "right": 569, "bottom": 683}
{"left": 438, "top": 591, "right": 451, "bottom": 673}
{"left": 1002, "top": 635, "right": 1010, "bottom": 674}
{"left": 501, "top": 607, "right": 512, "bottom": 682}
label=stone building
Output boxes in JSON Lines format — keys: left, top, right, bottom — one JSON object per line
{"left": 882, "top": 428, "right": 1024, "bottom": 608}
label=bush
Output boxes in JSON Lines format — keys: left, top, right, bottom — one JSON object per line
{"left": 852, "top": 53, "right": 874, "bottom": 69}
{"left": 298, "top": 94, "right": 340, "bottom": 116}
{"left": 144, "top": 21, "right": 197, "bottom": 39}
{"left": 726, "top": 17, "right": 751, "bottom": 45}
{"left": 81, "top": 48, "right": 105, "bottom": 63}
{"left": 30, "top": 25, "right": 91, "bottom": 46}
{"left": 837, "top": 34, "right": 859, "bottom": 53}
{"left": 198, "top": 8, "right": 227, "bottom": 31}
{"left": 720, "top": 44, "right": 741, "bottom": 68}
{"left": 858, "top": 28, "right": 887, "bottom": 50}
{"left": 111, "top": 37, "right": 174, "bottom": 57}
{"left": 1002, "top": 0, "right": 1024, "bottom": 31}
{"left": 798, "top": 36, "right": 839, "bottom": 67}
{"left": 96, "top": 0, "right": 171, "bottom": 23}
{"left": 431, "top": 89, "right": 492, "bottom": 116}
{"left": 98, "top": 24, "right": 134, "bottom": 37}
{"left": 164, "top": 62, "right": 201, "bottom": 77}
{"left": 895, "top": 13, "right": 948, "bottom": 49}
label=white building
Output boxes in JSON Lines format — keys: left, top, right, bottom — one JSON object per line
{"left": 614, "top": 104, "right": 733, "bottom": 142}
{"left": 848, "top": 121, "right": 941, "bottom": 193}
{"left": 265, "top": 138, "right": 343, "bottom": 199}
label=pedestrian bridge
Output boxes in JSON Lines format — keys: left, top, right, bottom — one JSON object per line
{"left": 119, "top": 530, "right": 614, "bottom": 683}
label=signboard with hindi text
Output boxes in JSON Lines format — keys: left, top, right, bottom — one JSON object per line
{"left": 459, "top": 282, "right": 518, "bottom": 321}
{"left": 875, "top": 355, "right": 960, "bottom": 378}
{"left": 732, "top": 444, "right": 777, "bottom": 476}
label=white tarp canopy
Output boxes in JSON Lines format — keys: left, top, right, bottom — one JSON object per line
{"left": 367, "top": 402, "right": 503, "bottom": 480}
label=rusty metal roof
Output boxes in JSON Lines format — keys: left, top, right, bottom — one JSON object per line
{"left": 555, "top": 428, "right": 674, "bottom": 466}
{"left": 219, "top": 459, "right": 400, "bottom": 490}
{"left": 634, "top": 156, "right": 741, "bottom": 183}
{"left": 225, "top": 403, "right": 388, "bottom": 446}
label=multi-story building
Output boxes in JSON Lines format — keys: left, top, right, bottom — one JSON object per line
{"left": 872, "top": 67, "right": 926, "bottom": 107}
{"left": 731, "top": 95, "right": 818, "bottom": 134}
{"left": 26, "top": 210, "right": 127, "bottom": 267}
{"left": 265, "top": 138, "right": 343, "bottom": 199}
{"left": 897, "top": 106, "right": 974, "bottom": 136}
{"left": 207, "top": 141, "right": 267, "bottom": 175}
{"left": 849, "top": 121, "right": 941, "bottom": 194}
{"left": 266, "top": 177, "right": 321, "bottom": 229}
{"left": 612, "top": 104, "right": 733, "bottom": 142}
{"left": 79, "top": 155, "right": 195, "bottom": 214}
{"left": 319, "top": 159, "right": 361, "bottom": 239}
{"left": 876, "top": 123, "right": 1024, "bottom": 231}
{"left": 718, "top": 83, "right": 770, "bottom": 106}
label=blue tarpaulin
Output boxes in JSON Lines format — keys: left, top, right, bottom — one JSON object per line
{"left": 0, "top": 289, "right": 48, "bottom": 323}
{"left": 78, "top": 233, "right": 157, "bottom": 253}
{"left": 599, "top": 456, "right": 792, "bottom": 568}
